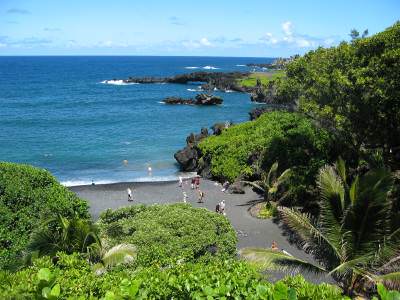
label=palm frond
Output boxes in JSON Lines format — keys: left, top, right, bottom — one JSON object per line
{"left": 349, "top": 175, "right": 359, "bottom": 204}
{"left": 239, "top": 247, "right": 326, "bottom": 275}
{"left": 373, "top": 272, "right": 400, "bottom": 290}
{"left": 278, "top": 206, "right": 342, "bottom": 261}
{"left": 335, "top": 157, "right": 347, "bottom": 184}
{"left": 328, "top": 254, "right": 375, "bottom": 277}
{"left": 269, "top": 168, "right": 292, "bottom": 194}
{"left": 101, "top": 244, "right": 137, "bottom": 269}
{"left": 266, "top": 162, "right": 279, "bottom": 189}
{"left": 241, "top": 180, "right": 265, "bottom": 193}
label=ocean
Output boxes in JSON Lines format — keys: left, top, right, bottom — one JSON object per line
{"left": 0, "top": 56, "right": 272, "bottom": 185}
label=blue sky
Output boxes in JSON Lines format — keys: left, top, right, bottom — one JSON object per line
{"left": 0, "top": 0, "right": 398, "bottom": 57}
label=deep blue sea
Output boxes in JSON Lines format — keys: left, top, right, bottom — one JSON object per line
{"left": 0, "top": 56, "right": 272, "bottom": 185}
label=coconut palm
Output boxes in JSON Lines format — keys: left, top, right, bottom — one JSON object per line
{"left": 27, "top": 215, "right": 99, "bottom": 257}
{"left": 91, "top": 243, "right": 137, "bottom": 275}
{"left": 240, "top": 159, "right": 400, "bottom": 295}
{"left": 26, "top": 215, "right": 137, "bottom": 273}
{"left": 243, "top": 161, "right": 292, "bottom": 202}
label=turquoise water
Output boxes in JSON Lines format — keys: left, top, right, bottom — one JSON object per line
{"left": 0, "top": 56, "right": 271, "bottom": 185}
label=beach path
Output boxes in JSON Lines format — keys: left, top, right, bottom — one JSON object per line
{"left": 71, "top": 179, "right": 312, "bottom": 259}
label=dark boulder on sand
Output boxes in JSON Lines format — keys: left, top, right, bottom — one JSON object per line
{"left": 227, "top": 180, "right": 245, "bottom": 194}
{"left": 174, "top": 147, "right": 200, "bottom": 172}
{"left": 174, "top": 128, "right": 209, "bottom": 172}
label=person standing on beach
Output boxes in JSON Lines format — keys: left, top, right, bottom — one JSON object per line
{"left": 198, "top": 189, "right": 205, "bottom": 203}
{"left": 179, "top": 176, "right": 183, "bottom": 187}
{"left": 148, "top": 166, "right": 152, "bottom": 176}
{"left": 191, "top": 178, "right": 195, "bottom": 189}
{"left": 219, "top": 200, "right": 226, "bottom": 215}
{"left": 195, "top": 176, "right": 200, "bottom": 189}
{"left": 127, "top": 188, "right": 133, "bottom": 202}
{"left": 182, "top": 191, "right": 187, "bottom": 203}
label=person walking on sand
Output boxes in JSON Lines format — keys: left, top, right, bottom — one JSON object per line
{"left": 198, "top": 189, "right": 205, "bottom": 203}
{"left": 127, "top": 188, "right": 133, "bottom": 202}
{"left": 191, "top": 178, "right": 195, "bottom": 189}
{"left": 179, "top": 176, "right": 183, "bottom": 187}
{"left": 271, "top": 240, "right": 279, "bottom": 251}
{"left": 183, "top": 191, "right": 187, "bottom": 203}
{"left": 219, "top": 200, "right": 226, "bottom": 215}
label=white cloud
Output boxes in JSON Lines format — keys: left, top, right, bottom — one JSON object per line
{"left": 258, "top": 21, "right": 332, "bottom": 49}
{"left": 282, "top": 21, "right": 293, "bottom": 36}
{"left": 182, "top": 37, "right": 213, "bottom": 49}
{"left": 0, "top": 43, "right": 7, "bottom": 48}
{"left": 199, "top": 37, "right": 212, "bottom": 46}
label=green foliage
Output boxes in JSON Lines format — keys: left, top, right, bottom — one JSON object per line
{"left": 0, "top": 253, "right": 346, "bottom": 299}
{"left": 0, "top": 162, "right": 89, "bottom": 270}
{"left": 241, "top": 161, "right": 400, "bottom": 295}
{"left": 272, "top": 22, "right": 400, "bottom": 166}
{"left": 374, "top": 283, "right": 400, "bottom": 300}
{"left": 27, "top": 215, "right": 99, "bottom": 258}
{"left": 97, "top": 203, "right": 238, "bottom": 266}
{"left": 258, "top": 202, "right": 278, "bottom": 219}
{"left": 199, "top": 111, "right": 336, "bottom": 209}
{"left": 238, "top": 71, "right": 285, "bottom": 87}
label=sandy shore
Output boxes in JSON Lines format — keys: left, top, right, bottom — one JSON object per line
{"left": 70, "top": 178, "right": 330, "bottom": 283}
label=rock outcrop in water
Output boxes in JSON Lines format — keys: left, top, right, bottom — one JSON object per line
{"left": 163, "top": 94, "right": 223, "bottom": 105}
{"left": 123, "top": 72, "right": 249, "bottom": 92}
{"left": 174, "top": 128, "right": 209, "bottom": 172}
{"left": 174, "top": 123, "right": 233, "bottom": 179}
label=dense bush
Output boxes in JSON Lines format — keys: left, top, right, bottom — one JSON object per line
{"left": 0, "top": 252, "right": 346, "bottom": 299}
{"left": 0, "top": 162, "right": 89, "bottom": 269}
{"left": 97, "top": 203, "right": 237, "bottom": 266}
{"left": 199, "top": 111, "right": 335, "bottom": 182}
{"left": 272, "top": 22, "right": 400, "bottom": 167}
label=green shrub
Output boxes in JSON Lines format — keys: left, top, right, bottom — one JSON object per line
{"left": 0, "top": 253, "right": 346, "bottom": 299}
{"left": 199, "top": 111, "right": 335, "bottom": 182}
{"left": 0, "top": 162, "right": 89, "bottom": 269}
{"left": 97, "top": 203, "right": 237, "bottom": 266}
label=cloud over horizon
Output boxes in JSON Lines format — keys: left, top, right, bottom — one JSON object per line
{"left": 6, "top": 8, "right": 30, "bottom": 15}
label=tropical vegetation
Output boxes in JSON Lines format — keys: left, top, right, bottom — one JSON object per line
{"left": 241, "top": 159, "right": 400, "bottom": 296}
{"left": 0, "top": 162, "right": 89, "bottom": 270}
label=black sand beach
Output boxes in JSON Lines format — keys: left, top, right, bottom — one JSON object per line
{"left": 70, "top": 178, "right": 330, "bottom": 282}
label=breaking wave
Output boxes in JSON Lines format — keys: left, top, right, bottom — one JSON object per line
{"left": 100, "top": 80, "right": 139, "bottom": 85}
{"left": 202, "top": 66, "right": 219, "bottom": 70}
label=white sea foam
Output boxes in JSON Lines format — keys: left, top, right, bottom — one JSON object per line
{"left": 62, "top": 180, "right": 114, "bottom": 187}
{"left": 203, "top": 66, "right": 219, "bottom": 70}
{"left": 235, "top": 64, "right": 246, "bottom": 67}
{"left": 225, "top": 90, "right": 234, "bottom": 93}
{"left": 101, "top": 80, "right": 139, "bottom": 85}
{"left": 185, "top": 66, "right": 199, "bottom": 69}
{"left": 187, "top": 88, "right": 197, "bottom": 92}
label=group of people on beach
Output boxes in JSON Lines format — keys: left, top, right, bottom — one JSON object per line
{"left": 179, "top": 175, "right": 205, "bottom": 203}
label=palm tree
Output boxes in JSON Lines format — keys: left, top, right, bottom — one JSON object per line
{"left": 26, "top": 215, "right": 137, "bottom": 273}
{"left": 240, "top": 159, "right": 400, "bottom": 295}
{"left": 27, "top": 215, "right": 99, "bottom": 257}
{"left": 91, "top": 243, "right": 137, "bottom": 275}
{"left": 242, "top": 161, "right": 292, "bottom": 202}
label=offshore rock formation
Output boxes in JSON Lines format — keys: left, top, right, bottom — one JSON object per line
{"left": 163, "top": 94, "right": 223, "bottom": 105}
{"left": 122, "top": 72, "right": 249, "bottom": 92}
